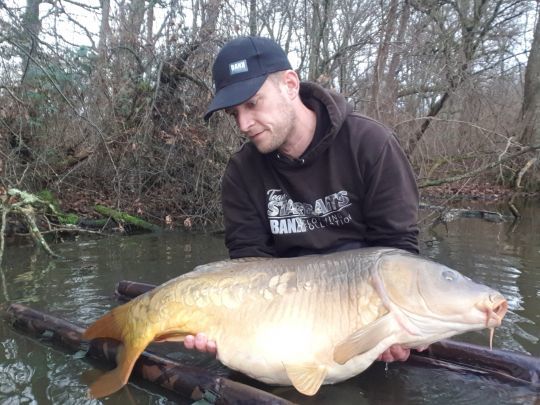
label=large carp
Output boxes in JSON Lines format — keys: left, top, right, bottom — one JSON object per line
{"left": 83, "top": 248, "right": 507, "bottom": 398}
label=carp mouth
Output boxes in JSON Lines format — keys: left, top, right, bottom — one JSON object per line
{"left": 477, "top": 293, "right": 508, "bottom": 349}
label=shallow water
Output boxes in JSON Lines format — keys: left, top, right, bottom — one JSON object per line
{"left": 0, "top": 198, "right": 539, "bottom": 404}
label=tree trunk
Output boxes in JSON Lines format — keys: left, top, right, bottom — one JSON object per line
{"left": 383, "top": 0, "right": 411, "bottom": 125}
{"left": 307, "top": 0, "right": 331, "bottom": 82}
{"left": 249, "top": 0, "right": 257, "bottom": 36}
{"left": 369, "top": 0, "right": 399, "bottom": 121}
{"left": 521, "top": 8, "right": 540, "bottom": 147}
{"left": 120, "top": 0, "right": 146, "bottom": 52}
{"left": 197, "top": 0, "right": 222, "bottom": 43}
{"left": 20, "top": 0, "right": 42, "bottom": 84}
{"left": 517, "top": 7, "right": 540, "bottom": 188}
{"left": 146, "top": 1, "right": 154, "bottom": 48}
{"left": 98, "top": 0, "right": 111, "bottom": 60}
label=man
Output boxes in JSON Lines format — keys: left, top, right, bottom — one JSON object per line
{"left": 184, "top": 37, "right": 419, "bottom": 363}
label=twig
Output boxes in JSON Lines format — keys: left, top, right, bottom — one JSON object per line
{"left": 55, "top": 1, "right": 98, "bottom": 49}
{"left": 515, "top": 156, "right": 538, "bottom": 188}
{"left": 0, "top": 204, "right": 8, "bottom": 269}
{"left": 0, "top": 203, "right": 9, "bottom": 301}
{"left": 0, "top": 85, "right": 27, "bottom": 105}
{"left": 39, "top": 227, "right": 106, "bottom": 236}
{"left": 419, "top": 144, "right": 540, "bottom": 188}
{"left": 396, "top": 116, "right": 512, "bottom": 142}
{"left": 18, "top": 206, "right": 63, "bottom": 259}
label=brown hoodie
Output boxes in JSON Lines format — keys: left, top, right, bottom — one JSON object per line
{"left": 221, "top": 82, "right": 419, "bottom": 258}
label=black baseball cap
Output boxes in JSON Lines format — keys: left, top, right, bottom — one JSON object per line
{"left": 204, "top": 36, "right": 292, "bottom": 121}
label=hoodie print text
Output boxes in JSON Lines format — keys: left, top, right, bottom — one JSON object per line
{"left": 266, "top": 189, "right": 353, "bottom": 234}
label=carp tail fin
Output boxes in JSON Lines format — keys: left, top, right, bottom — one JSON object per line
{"left": 83, "top": 304, "right": 143, "bottom": 398}
{"left": 87, "top": 342, "right": 146, "bottom": 398}
{"left": 83, "top": 304, "right": 130, "bottom": 342}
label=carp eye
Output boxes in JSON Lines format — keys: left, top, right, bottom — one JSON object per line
{"left": 442, "top": 270, "right": 456, "bottom": 281}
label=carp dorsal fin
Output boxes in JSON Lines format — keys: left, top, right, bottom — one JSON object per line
{"left": 193, "top": 256, "right": 272, "bottom": 273}
{"left": 333, "top": 314, "right": 397, "bottom": 365}
{"left": 283, "top": 362, "right": 327, "bottom": 396}
{"left": 231, "top": 256, "right": 274, "bottom": 263}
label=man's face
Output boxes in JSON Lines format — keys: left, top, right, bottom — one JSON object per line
{"left": 225, "top": 76, "right": 296, "bottom": 154}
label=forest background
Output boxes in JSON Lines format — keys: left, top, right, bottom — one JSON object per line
{"left": 1, "top": 0, "right": 540, "bottom": 231}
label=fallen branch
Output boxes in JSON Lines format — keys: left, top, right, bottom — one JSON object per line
{"left": 4, "top": 303, "right": 294, "bottom": 404}
{"left": 418, "top": 144, "right": 540, "bottom": 188}
{"left": 95, "top": 205, "right": 161, "bottom": 232}
{"left": 115, "top": 279, "right": 540, "bottom": 389}
{"left": 18, "top": 206, "right": 63, "bottom": 258}
{"left": 0, "top": 188, "right": 113, "bottom": 262}
{"left": 420, "top": 202, "right": 513, "bottom": 229}
{"left": 1, "top": 188, "right": 63, "bottom": 259}
{"left": 515, "top": 156, "right": 538, "bottom": 189}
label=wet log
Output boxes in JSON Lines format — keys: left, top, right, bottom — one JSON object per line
{"left": 4, "top": 303, "right": 293, "bottom": 404}
{"left": 115, "top": 279, "right": 156, "bottom": 301}
{"left": 115, "top": 279, "right": 540, "bottom": 389}
{"left": 419, "top": 202, "right": 513, "bottom": 230}
{"left": 409, "top": 340, "right": 540, "bottom": 388}
{"left": 94, "top": 205, "right": 161, "bottom": 232}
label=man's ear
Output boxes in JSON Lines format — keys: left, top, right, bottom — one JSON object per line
{"left": 283, "top": 70, "right": 300, "bottom": 99}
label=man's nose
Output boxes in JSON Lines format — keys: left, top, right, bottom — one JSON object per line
{"left": 236, "top": 110, "right": 253, "bottom": 132}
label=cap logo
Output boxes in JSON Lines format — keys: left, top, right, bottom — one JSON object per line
{"left": 229, "top": 60, "right": 248, "bottom": 75}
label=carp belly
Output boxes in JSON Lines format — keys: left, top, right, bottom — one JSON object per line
{"left": 206, "top": 276, "right": 389, "bottom": 387}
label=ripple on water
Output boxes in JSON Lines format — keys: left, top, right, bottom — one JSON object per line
{"left": 45, "top": 361, "right": 100, "bottom": 405}
{"left": 0, "top": 337, "right": 36, "bottom": 403}
{"left": 393, "top": 364, "right": 540, "bottom": 405}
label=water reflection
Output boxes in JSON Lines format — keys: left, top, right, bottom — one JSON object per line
{"left": 389, "top": 364, "right": 539, "bottom": 405}
{"left": 0, "top": 199, "right": 538, "bottom": 404}
{"left": 420, "top": 198, "right": 540, "bottom": 358}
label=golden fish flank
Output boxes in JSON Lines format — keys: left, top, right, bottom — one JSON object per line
{"left": 83, "top": 247, "right": 508, "bottom": 399}
{"left": 356, "top": 278, "right": 388, "bottom": 326}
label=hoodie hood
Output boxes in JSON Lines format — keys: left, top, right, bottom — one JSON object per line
{"left": 272, "top": 82, "right": 353, "bottom": 165}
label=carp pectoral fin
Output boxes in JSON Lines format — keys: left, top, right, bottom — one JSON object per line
{"left": 283, "top": 362, "right": 327, "bottom": 396}
{"left": 154, "top": 331, "right": 188, "bottom": 343}
{"left": 333, "top": 314, "right": 396, "bottom": 365}
{"left": 88, "top": 343, "right": 145, "bottom": 399}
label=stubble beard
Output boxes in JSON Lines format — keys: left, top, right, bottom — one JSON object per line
{"left": 253, "top": 102, "right": 296, "bottom": 155}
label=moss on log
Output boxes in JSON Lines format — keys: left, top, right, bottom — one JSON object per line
{"left": 36, "top": 190, "right": 79, "bottom": 225}
{"left": 94, "top": 205, "right": 161, "bottom": 232}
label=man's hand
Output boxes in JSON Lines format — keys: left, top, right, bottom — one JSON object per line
{"left": 377, "top": 344, "right": 410, "bottom": 362}
{"left": 183, "top": 333, "right": 217, "bottom": 355}
{"left": 183, "top": 335, "right": 416, "bottom": 362}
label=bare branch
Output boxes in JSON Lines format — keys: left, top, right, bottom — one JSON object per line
{"left": 419, "top": 144, "right": 540, "bottom": 188}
